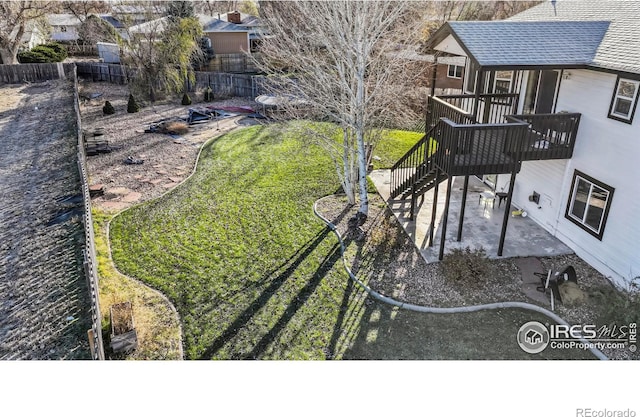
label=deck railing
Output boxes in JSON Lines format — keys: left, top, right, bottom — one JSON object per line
{"left": 436, "top": 93, "right": 519, "bottom": 124}
{"left": 390, "top": 94, "right": 581, "bottom": 200}
{"left": 390, "top": 127, "right": 438, "bottom": 198}
{"left": 506, "top": 112, "right": 581, "bottom": 160}
{"left": 432, "top": 118, "right": 528, "bottom": 176}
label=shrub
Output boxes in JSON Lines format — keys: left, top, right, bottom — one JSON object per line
{"left": 441, "top": 247, "right": 490, "bottom": 285}
{"left": 181, "top": 93, "right": 192, "bottom": 105}
{"left": 41, "top": 42, "right": 68, "bottom": 61}
{"left": 18, "top": 42, "right": 67, "bottom": 63}
{"left": 127, "top": 94, "right": 140, "bottom": 113}
{"left": 103, "top": 101, "right": 115, "bottom": 115}
{"left": 203, "top": 86, "right": 213, "bottom": 102}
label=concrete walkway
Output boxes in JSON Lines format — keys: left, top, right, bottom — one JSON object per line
{"left": 369, "top": 169, "right": 573, "bottom": 263}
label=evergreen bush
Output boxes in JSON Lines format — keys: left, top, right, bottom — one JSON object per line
{"left": 181, "top": 93, "right": 192, "bottom": 105}
{"left": 127, "top": 94, "right": 140, "bottom": 113}
{"left": 18, "top": 43, "right": 67, "bottom": 63}
{"left": 103, "top": 100, "right": 115, "bottom": 115}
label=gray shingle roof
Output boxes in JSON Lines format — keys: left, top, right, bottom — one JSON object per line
{"left": 200, "top": 17, "right": 249, "bottom": 32}
{"left": 509, "top": 0, "right": 640, "bottom": 74}
{"left": 446, "top": 20, "right": 609, "bottom": 68}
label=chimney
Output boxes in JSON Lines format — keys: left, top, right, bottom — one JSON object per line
{"left": 227, "top": 11, "right": 241, "bottom": 24}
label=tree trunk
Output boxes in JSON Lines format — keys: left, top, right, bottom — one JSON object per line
{"left": 0, "top": 48, "right": 19, "bottom": 65}
{"left": 355, "top": 41, "right": 369, "bottom": 218}
{"left": 342, "top": 129, "right": 356, "bottom": 205}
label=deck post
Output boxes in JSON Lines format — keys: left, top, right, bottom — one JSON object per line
{"left": 498, "top": 170, "right": 518, "bottom": 256}
{"left": 456, "top": 175, "right": 470, "bottom": 242}
{"left": 438, "top": 175, "right": 454, "bottom": 260}
{"left": 428, "top": 169, "right": 441, "bottom": 247}
{"left": 410, "top": 184, "right": 416, "bottom": 221}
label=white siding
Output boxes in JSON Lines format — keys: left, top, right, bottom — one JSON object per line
{"left": 511, "top": 69, "right": 640, "bottom": 286}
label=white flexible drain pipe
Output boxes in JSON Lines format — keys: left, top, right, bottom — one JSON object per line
{"left": 313, "top": 196, "right": 608, "bottom": 360}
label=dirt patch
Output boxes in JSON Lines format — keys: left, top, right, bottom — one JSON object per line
{"left": 79, "top": 81, "right": 259, "bottom": 212}
{"left": 0, "top": 80, "right": 92, "bottom": 359}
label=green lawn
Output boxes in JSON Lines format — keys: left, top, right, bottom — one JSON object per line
{"left": 371, "top": 129, "right": 424, "bottom": 169}
{"left": 109, "top": 123, "right": 593, "bottom": 360}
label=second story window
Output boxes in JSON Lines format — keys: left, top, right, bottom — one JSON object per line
{"left": 447, "top": 64, "right": 463, "bottom": 79}
{"left": 608, "top": 77, "right": 640, "bottom": 123}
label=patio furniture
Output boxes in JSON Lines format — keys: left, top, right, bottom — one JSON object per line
{"left": 479, "top": 191, "right": 495, "bottom": 209}
{"left": 496, "top": 192, "right": 508, "bottom": 208}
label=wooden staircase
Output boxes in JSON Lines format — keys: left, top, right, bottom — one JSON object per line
{"left": 390, "top": 122, "right": 447, "bottom": 219}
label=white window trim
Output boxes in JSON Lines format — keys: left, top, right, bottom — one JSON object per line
{"left": 493, "top": 71, "right": 513, "bottom": 94}
{"left": 447, "top": 64, "right": 463, "bottom": 79}
{"left": 609, "top": 78, "right": 640, "bottom": 121}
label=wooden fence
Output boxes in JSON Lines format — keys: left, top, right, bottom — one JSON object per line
{"left": 0, "top": 62, "right": 76, "bottom": 84}
{"left": 75, "top": 62, "right": 133, "bottom": 84}
{"left": 70, "top": 66, "right": 105, "bottom": 360}
{"left": 192, "top": 71, "right": 267, "bottom": 98}
{"left": 74, "top": 61, "right": 268, "bottom": 98}
{"left": 206, "top": 53, "right": 258, "bottom": 73}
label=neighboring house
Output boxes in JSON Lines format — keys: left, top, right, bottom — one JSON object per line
{"left": 213, "top": 11, "right": 267, "bottom": 53}
{"left": 47, "top": 14, "right": 82, "bottom": 42}
{"left": 389, "top": 0, "right": 640, "bottom": 288}
{"left": 199, "top": 14, "right": 251, "bottom": 55}
{"left": 127, "top": 16, "right": 170, "bottom": 40}
{"left": 18, "top": 20, "right": 48, "bottom": 51}
{"left": 98, "top": 14, "right": 128, "bottom": 40}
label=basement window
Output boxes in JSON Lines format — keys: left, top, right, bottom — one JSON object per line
{"left": 565, "top": 170, "right": 614, "bottom": 240}
{"left": 608, "top": 77, "right": 640, "bottom": 123}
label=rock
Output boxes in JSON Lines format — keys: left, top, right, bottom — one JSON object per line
{"left": 559, "top": 281, "right": 587, "bottom": 306}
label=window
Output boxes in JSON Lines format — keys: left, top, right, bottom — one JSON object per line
{"left": 565, "top": 170, "right": 614, "bottom": 240}
{"left": 608, "top": 77, "right": 640, "bottom": 123}
{"left": 493, "top": 71, "right": 513, "bottom": 94}
{"left": 447, "top": 64, "right": 463, "bottom": 79}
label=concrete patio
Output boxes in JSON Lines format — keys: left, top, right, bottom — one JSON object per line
{"left": 369, "top": 170, "right": 573, "bottom": 264}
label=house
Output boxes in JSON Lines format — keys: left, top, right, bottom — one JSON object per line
{"left": 212, "top": 11, "right": 267, "bottom": 53}
{"left": 389, "top": 0, "right": 640, "bottom": 288}
{"left": 394, "top": 48, "right": 466, "bottom": 93}
{"left": 17, "top": 20, "right": 48, "bottom": 52}
{"left": 199, "top": 15, "right": 250, "bottom": 55}
{"left": 47, "top": 14, "right": 83, "bottom": 42}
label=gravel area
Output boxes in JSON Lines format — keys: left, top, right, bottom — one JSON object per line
{"left": 0, "top": 80, "right": 92, "bottom": 359}
{"left": 79, "top": 81, "right": 260, "bottom": 212}
{"left": 316, "top": 193, "right": 639, "bottom": 360}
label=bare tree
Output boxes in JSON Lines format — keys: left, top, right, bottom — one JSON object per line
{"left": 0, "top": 1, "right": 53, "bottom": 64}
{"left": 257, "top": 1, "right": 421, "bottom": 220}
{"left": 61, "top": 1, "right": 110, "bottom": 23}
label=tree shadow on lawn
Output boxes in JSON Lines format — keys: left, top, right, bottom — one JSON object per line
{"left": 342, "top": 301, "right": 595, "bottom": 360}
{"left": 197, "top": 204, "right": 353, "bottom": 360}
